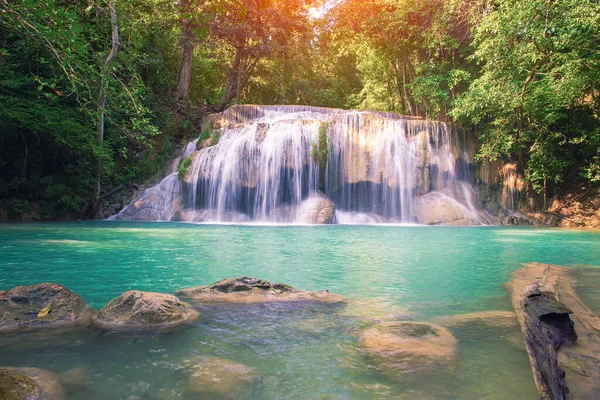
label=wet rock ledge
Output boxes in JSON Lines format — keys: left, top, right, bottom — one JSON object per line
{"left": 176, "top": 276, "right": 345, "bottom": 304}
{"left": 508, "top": 262, "right": 600, "bottom": 400}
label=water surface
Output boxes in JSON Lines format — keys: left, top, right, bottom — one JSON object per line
{"left": 1, "top": 222, "right": 599, "bottom": 399}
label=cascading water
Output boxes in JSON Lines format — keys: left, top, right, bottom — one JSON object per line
{"left": 112, "top": 105, "right": 491, "bottom": 225}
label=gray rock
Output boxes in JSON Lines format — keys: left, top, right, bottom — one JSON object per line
{"left": 95, "top": 291, "right": 198, "bottom": 330}
{"left": 0, "top": 283, "right": 93, "bottom": 332}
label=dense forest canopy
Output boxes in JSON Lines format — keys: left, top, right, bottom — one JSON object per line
{"left": 0, "top": 0, "right": 599, "bottom": 219}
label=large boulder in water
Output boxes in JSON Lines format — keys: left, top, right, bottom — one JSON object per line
{"left": 183, "top": 357, "right": 257, "bottom": 396}
{"left": 0, "top": 367, "right": 65, "bottom": 400}
{"left": 413, "top": 191, "right": 476, "bottom": 226}
{"left": 177, "top": 277, "right": 344, "bottom": 304}
{"left": 0, "top": 283, "right": 93, "bottom": 332}
{"left": 297, "top": 193, "right": 336, "bottom": 224}
{"left": 361, "top": 321, "right": 457, "bottom": 374}
{"left": 95, "top": 291, "right": 198, "bottom": 330}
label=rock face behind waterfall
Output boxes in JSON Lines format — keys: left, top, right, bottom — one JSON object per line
{"left": 113, "top": 105, "right": 490, "bottom": 225}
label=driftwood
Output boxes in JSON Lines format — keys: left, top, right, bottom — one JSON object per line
{"left": 508, "top": 263, "right": 600, "bottom": 400}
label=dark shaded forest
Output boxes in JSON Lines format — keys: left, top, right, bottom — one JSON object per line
{"left": 1, "top": 0, "right": 599, "bottom": 219}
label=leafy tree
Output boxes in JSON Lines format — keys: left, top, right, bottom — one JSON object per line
{"left": 211, "top": 0, "right": 317, "bottom": 108}
{"left": 452, "top": 0, "right": 600, "bottom": 201}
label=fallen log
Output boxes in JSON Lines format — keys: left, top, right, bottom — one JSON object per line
{"left": 507, "top": 263, "right": 600, "bottom": 400}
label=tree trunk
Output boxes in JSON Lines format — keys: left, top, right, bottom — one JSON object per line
{"left": 234, "top": 60, "right": 243, "bottom": 105}
{"left": 176, "top": 1, "right": 195, "bottom": 108}
{"left": 220, "top": 46, "right": 243, "bottom": 109}
{"left": 390, "top": 60, "right": 406, "bottom": 114}
{"left": 543, "top": 178, "right": 548, "bottom": 210}
{"left": 402, "top": 59, "right": 416, "bottom": 116}
{"left": 92, "top": 0, "right": 120, "bottom": 219}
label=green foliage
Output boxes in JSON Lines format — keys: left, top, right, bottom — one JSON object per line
{"left": 0, "top": 0, "right": 179, "bottom": 218}
{"left": 311, "top": 123, "right": 329, "bottom": 168}
{"left": 200, "top": 123, "right": 212, "bottom": 141}
{"left": 178, "top": 156, "right": 193, "bottom": 181}
{"left": 452, "top": 0, "right": 600, "bottom": 193}
{"left": 1, "top": 0, "right": 598, "bottom": 218}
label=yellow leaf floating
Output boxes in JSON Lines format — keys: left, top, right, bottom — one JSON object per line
{"left": 37, "top": 304, "right": 51, "bottom": 318}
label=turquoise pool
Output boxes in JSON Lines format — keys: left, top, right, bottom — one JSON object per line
{"left": 1, "top": 222, "right": 599, "bottom": 399}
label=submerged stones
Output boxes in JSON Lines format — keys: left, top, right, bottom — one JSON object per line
{"left": 0, "top": 283, "right": 92, "bottom": 332}
{"left": 361, "top": 321, "right": 457, "bottom": 374}
{"left": 183, "top": 357, "right": 257, "bottom": 396}
{"left": 177, "top": 277, "right": 344, "bottom": 304}
{"left": 95, "top": 291, "right": 198, "bottom": 330}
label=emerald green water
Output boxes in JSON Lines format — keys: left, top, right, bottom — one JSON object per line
{"left": 1, "top": 222, "right": 599, "bottom": 399}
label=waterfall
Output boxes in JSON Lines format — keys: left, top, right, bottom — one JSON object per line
{"left": 112, "top": 105, "right": 490, "bottom": 225}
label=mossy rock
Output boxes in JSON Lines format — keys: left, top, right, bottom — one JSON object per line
{"left": 0, "top": 283, "right": 93, "bottom": 332}
{"left": 0, "top": 368, "right": 41, "bottom": 399}
{"left": 95, "top": 291, "right": 198, "bottom": 330}
{"left": 0, "top": 367, "right": 65, "bottom": 400}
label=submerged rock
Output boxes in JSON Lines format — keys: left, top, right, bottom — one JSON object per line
{"left": 0, "top": 367, "right": 65, "bottom": 400}
{"left": 183, "top": 357, "right": 257, "bottom": 396}
{"left": 176, "top": 277, "right": 344, "bottom": 304}
{"left": 95, "top": 291, "right": 198, "bottom": 330}
{"left": 0, "top": 283, "right": 93, "bottom": 332}
{"left": 58, "top": 368, "right": 92, "bottom": 393}
{"left": 339, "top": 298, "right": 413, "bottom": 324}
{"left": 361, "top": 321, "right": 457, "bottom": 374}
{"left": 434, "top": 311, "right": 519, "bottom": 328}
